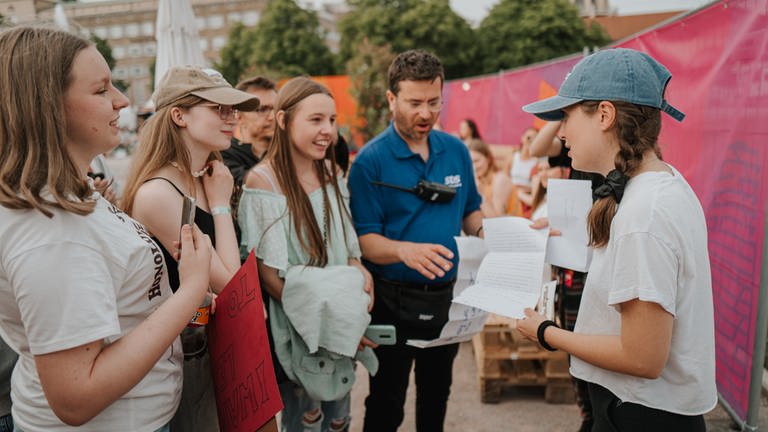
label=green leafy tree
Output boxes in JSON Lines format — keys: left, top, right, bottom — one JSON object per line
{"left": 90, "top": 33, "right": 115, "bottom": 70}
{"left": 251, "top": 0, "right": 337, "bottom": 76}
{"left": 346, "top": 39, "right": 395, "bottom": 141}
{"left": 339, "top": 0, "right": 417, "bottom": 62}
{"left": 237, "top": 63, "right": 283, "bottom": 84}
{"left": 398, "top": 0, "right": 480, "bottom": 78}
{"left": 217, "top": 0, "right": 337, "bottom": 81}
{"left": 215, "top": 22, "right": 259, "bottom": 85}
{"left": 90, "top": 34, "right": 129, "bottom": 91}
{"left": 149, "top": 58, "right": 156, "bottom": 92}
{"left": 477, "top": 0, "right": 610, "bottom": 73}
{"left": 339, "top": 0, "right": 479, "bottom": 79}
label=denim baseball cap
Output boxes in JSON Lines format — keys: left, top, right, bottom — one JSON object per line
{"left": 522, "top": 48, "right": 685, "bottom": 122}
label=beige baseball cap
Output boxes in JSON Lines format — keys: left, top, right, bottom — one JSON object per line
{"left": 153, "top": 66, "right": 261, "bottom": 111}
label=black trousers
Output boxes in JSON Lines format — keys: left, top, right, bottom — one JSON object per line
{"left": 0, "top": 414, "right": 12, "bottom": 432}
{"left": 588, "top": 382, "right": 705, "bottom": 432}
{"left": 363, "top": 278, "right": 459, "bottom": 432}
{"left": 556, "top": 268, "right": 593, "bottom": 428}
{"left": 363, "top": 342, "right": 459, "bottom": 432}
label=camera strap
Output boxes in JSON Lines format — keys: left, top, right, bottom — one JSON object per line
{"left": 371, "top": 180, "right": 417, "bottom": 195}
{"left": 371, "top": 180, "right": 456, "bottom": 203}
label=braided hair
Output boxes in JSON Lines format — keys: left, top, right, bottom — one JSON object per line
{"left": 583, "top": 100, "right": 662, "bottom": 247}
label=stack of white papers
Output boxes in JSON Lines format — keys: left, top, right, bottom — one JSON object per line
{"left": 453, "top": 217, "right": 548, "bottom": 319}
{"left": 407, "top": 180, "right": 594, "bottom": 341}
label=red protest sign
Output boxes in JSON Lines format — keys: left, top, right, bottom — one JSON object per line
{"left": 207, "top": 251, "right": 282, "bottom": 431}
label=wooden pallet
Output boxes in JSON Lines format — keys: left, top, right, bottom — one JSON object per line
{"left": 472, "top": 314, "right": 574, "bottom": 404}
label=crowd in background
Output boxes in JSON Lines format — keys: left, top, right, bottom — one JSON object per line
{"left": 0, "top": 24, "right": 716, "bottom": 432}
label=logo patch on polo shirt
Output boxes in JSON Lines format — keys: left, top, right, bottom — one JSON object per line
{"left": 444, "top": 175, "right": 462, "bottom": 188}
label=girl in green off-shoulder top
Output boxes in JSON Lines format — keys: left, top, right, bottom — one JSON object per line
{"left": 238, "top": 77, "right": 377, "bottom": 432}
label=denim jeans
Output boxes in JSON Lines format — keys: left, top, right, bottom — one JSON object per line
{"left": 278, "top": 380, "right": 350, "bottom": 432}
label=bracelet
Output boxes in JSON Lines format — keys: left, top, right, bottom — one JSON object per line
{"left": 537, "top": 320, "right": 558, "bottom": 352}
{"left": 475, "top": 225, "right": 484, "bottom": 236}
{"left": 210, "top": 206, "right": 231, "bottom": 216}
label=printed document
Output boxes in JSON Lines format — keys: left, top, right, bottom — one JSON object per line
{"left": 453, "top": 217, "right": 548, "bottom": 319}
{"left": 545, "top": 179, "right": 593, "bottom": 272}
{"left": 407, "top": 236, "right": 489, "bottom": 348}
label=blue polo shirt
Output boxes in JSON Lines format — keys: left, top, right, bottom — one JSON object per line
{"left": 348, "top": 123, "right": 481, "bottom": 284}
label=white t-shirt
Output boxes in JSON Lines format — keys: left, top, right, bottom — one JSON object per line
{"left": 570, "top": 165, "right": 716, "bottom": 415}
{"left": 0, "top": 196, "right": 182, "bottom": 431}
{"left": 509, "top": 152, "right": 538, "bottom": 187}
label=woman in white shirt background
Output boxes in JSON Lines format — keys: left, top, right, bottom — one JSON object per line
{"left": 509, "top": 127, "right": 542, "bottom": 217}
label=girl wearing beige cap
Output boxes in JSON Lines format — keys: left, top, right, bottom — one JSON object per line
{"left": 0, "top": 27, "right": 212, "bottom": 431}
{"left": 122, "top": 66, "right": 262, "bottom": 431}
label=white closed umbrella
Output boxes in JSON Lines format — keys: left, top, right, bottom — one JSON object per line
{"left": 154, "top": 0, "right": 207, "bottom": 90}
{"left": 53, "top": 4, "right": 69, "bottom": 32}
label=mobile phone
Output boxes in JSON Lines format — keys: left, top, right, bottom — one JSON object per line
{"left": 180, "top": 196, "right": 196, "bottom": 241}
{"left": 364, "top": 324, "right": 396, "bottom": 345}
{"left": 87, "top": 172, "right": 105, "bottom": 180}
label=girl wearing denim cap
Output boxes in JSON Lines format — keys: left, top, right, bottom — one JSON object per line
{"left": 121, "top": 66, "right": 262, "bottom": 432}
{"left": 0, "top": 27, "right": 212, "bottom": 431}
{"left": 517, "top": 48, "right": 716, "bottom": 431}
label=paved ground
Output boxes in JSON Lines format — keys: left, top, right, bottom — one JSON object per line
{"left": 107, "top": 154, "right": 766, "bottom": 431}
{"left": 349, "top": 342, "right": 581, "bottom": 432}
{"left": 349, "top": 341, "right": 765, "bottom": 432}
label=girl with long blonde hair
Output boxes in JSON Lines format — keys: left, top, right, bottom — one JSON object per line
{"left": 121, "top": 66, "right": 261, "bottom": 431}
{"left": 239, "top": 77, "right": 376, "bottom": 432}
{"left": 468, "top": 138, "right": 519, "bottom": 217}
{"left": 0, "top": 27, "right": 211, "bottom": 431}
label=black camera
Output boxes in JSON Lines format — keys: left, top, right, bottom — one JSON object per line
{"left": 412, "top": 180, "right": 456, "bottom": 203}
{"left": 372, "top": 179, "right": 456, "bottom": 203}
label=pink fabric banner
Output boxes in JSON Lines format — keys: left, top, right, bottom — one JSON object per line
{"left": 443, "top": 0, "right": 768, "bottom": 419}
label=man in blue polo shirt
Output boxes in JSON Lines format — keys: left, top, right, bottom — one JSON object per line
{"left": 348, "top": 49, "right": 483, "bottom": 432}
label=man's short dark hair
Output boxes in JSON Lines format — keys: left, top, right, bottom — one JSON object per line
{"left": 235, "top": 76, "right": 277, "bottom": 92}
{"left": 388, "top": 50, "right": 444, "bottom": 95}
